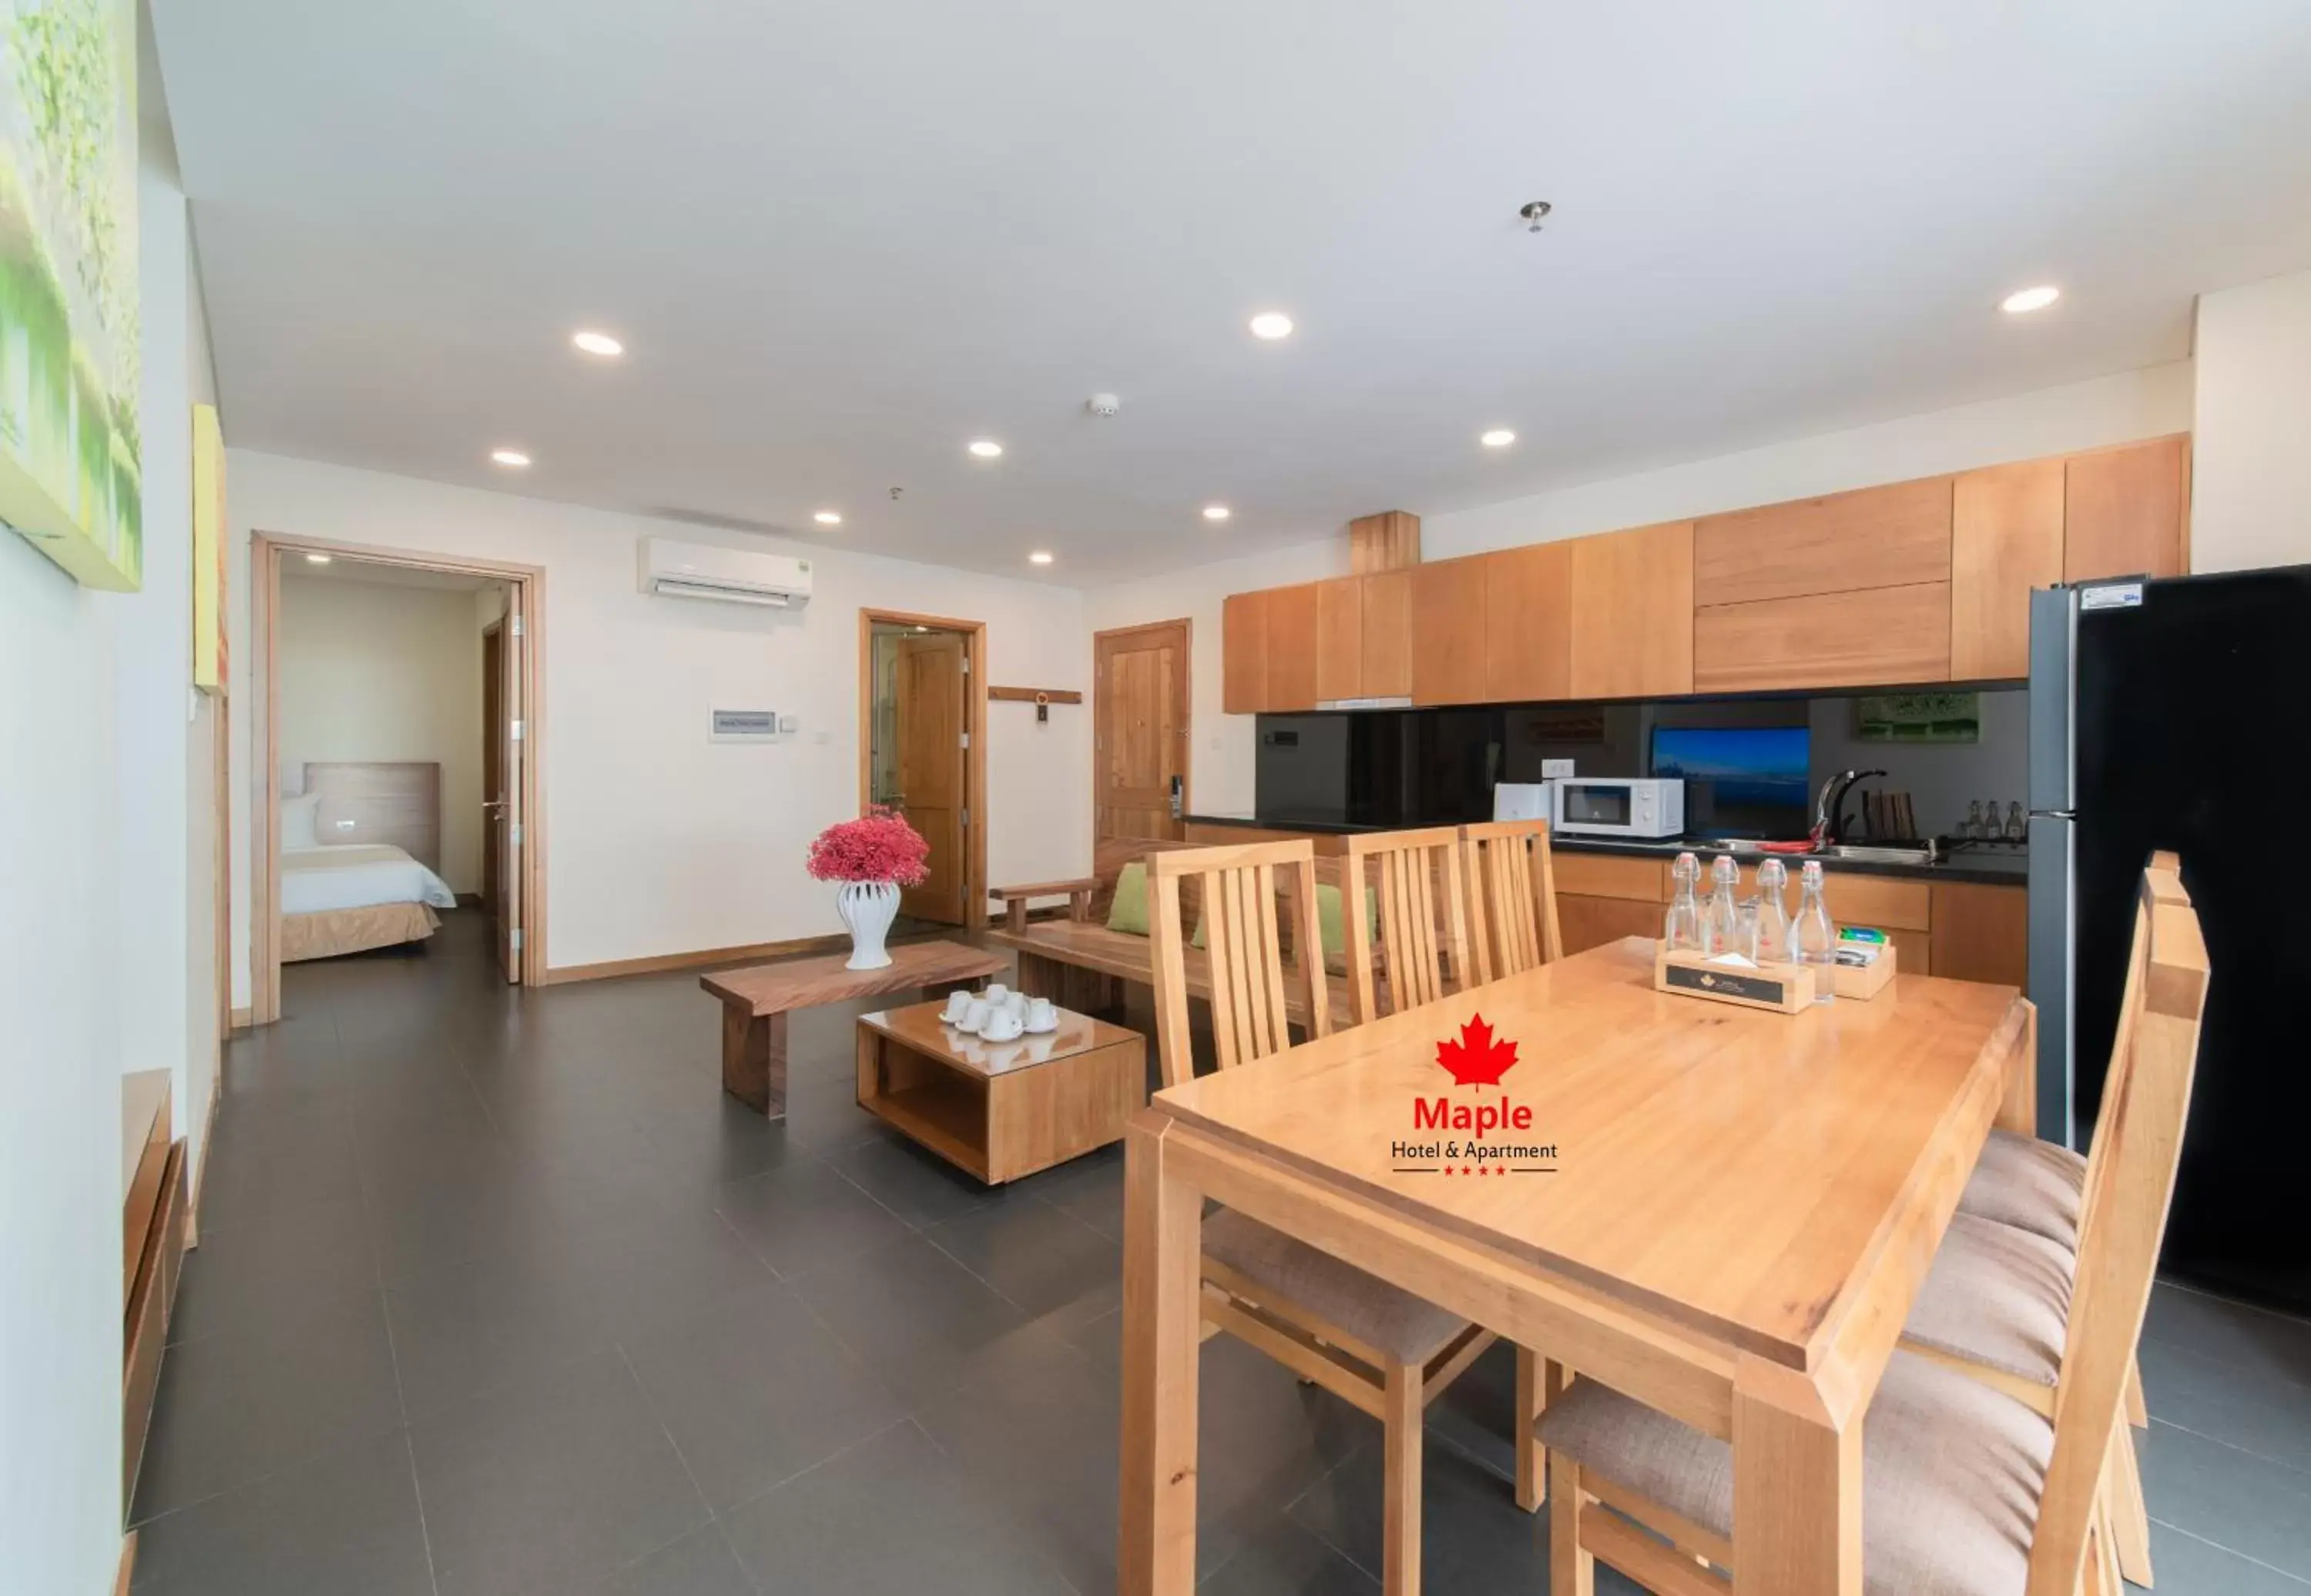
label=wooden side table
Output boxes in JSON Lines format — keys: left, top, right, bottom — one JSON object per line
{"left": 699, "top": 940, "right": 1006, "bottom": 1119}
{"left": 855, "top": 1001, "right": 1146, "bottom": 1182}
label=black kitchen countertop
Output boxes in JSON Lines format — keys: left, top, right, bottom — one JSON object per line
{"left": 1182, "top": 812, "right": 2031, "bottom": 887}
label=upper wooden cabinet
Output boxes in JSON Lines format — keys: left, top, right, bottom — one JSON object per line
{"left": 1950, "top": 459, "right": 2064, "bottom": 680}
{"left": 1484, "top": 540, "right": 1573, "bottom": 702}
{"left": 1694, "top": 478, "right": 1952, "bottom": 606}
{"left": 1221, "top": 590, "right": 1266, "bottom": 714}
{"left": 1360, "top": 569, "right": 1413, "bottom": 699}
{"left": 1312, "top": 572, "right": 1414, "bottom": 702}
{"left": 1264, "top": 582, "right": 1319, "bottom": 712}
{"left": 1410, "top": 557, "right": 1491, "bottom": 705}
{"left": 2066, "top": 437, "right": 2188, "bottom": 583}
{"left": 1695, "top": 582, "right": 1951, "bottom": 693}
{"left": 1569, "top": 521, "right": 1694, "bottom": 699}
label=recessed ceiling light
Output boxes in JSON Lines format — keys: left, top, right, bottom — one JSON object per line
{"left": 572, "top": 329, "right": 624, "bottom": 357}
{"left": 968, "top": 439, "right": 1004, "bottom": 458}
{"left": 490, "top": 448, "right": 532, "bottom": 468}
{"left": 1481, "top": 428, "right": 1517, "bottom": 448}
{"left": 1202, "top": 505, "right": 1231, "bottom": 521}
{"left": 2000, "top": 285, "right": 2061, "bottom": 315}
{"left": 304, "top": 553, "right": 332, "bottom": 565}
{"left": 1249, "top": 312, "right": 1294, "bottom": 340}
{"left": 813, "top": 511, "right": 843, "bottom": 526}
{"left": 1028, "top": 550, "right": 1055, "bottom": 565}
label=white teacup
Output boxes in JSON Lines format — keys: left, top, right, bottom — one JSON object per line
{"left": 1004, "top": 991, "right": 1028, "bottom": 1018}
{"left": 984, "top": 982, "right": 1011, "bottom": 1006}
{"left": 981, "top": 1007, "right": 1025, "bottom": 1042}
{"left": 1024, "top": 997, "right": 1058, "bottom": 1032}
{"left": 941, "top": 989, "right": 974, "bottom": 1024}
{"left": 958, "top": 998, "right": 992, "bottom": 1034}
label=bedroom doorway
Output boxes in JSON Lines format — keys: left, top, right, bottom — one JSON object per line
{"left": 250, "top": 535, "right": 547, "bottom": 1024}
{"left": 859, "top": 609, "right": 986, "bottom": 929}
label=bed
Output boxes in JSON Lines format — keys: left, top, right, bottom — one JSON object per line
{"left": 280, "top": 763, "right": 460, "bottom": 961}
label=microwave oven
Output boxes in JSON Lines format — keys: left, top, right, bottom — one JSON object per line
{"left": 1552, "top": 777, "right": 1685, "bottom": 839}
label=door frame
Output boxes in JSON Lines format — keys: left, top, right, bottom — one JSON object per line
{"left": 481, "top": 617, "right": 508, "bottom": 928}
{"left": 1092, "top": 617, "right": 1193, "bottom": 837}
{"left": 250, "top": 531, "right": 549, "bottom": 1021}
{"left": 857, "top": 607, "right": 987, "bottom": 930}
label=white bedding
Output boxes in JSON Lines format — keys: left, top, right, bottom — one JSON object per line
{"left": 281, "top": 844, "right": 458, "bottom": 916}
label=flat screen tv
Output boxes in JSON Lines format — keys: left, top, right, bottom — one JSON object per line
{"left": 1650, "top": 726, "right": 1811, "bottom": 839}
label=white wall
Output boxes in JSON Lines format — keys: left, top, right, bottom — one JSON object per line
{"left": 0, "top": 28, "right": 216, "bottom": 1586}
{"left": 279, "top": 575, "right": 486, "bottom": 891}
{"left": 1088, "top": 361, "right": 2195, "bottom": 817}
{"left": 227, "top": 451, "right": 1093, "bottom": 979}
{"left": 2192, "top": 270, "right": 2311, "bottom": 575}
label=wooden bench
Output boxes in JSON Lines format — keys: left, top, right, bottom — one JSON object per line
{"left": 988, "top": 835, "right": 1360, "bottom": 1031}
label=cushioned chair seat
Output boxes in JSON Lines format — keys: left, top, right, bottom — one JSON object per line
{"left": 1540, "top": 1351, "right": 2052, "bottom": 1596}
{"left": 1902, "top": 1212, "right": 2074, "bottom": 1388}
{"left": 1955, "top": 1128, "right": 2087, "bottom": 1252}
{"left": 1202, "top": 1209, "right": 1468, "bottom": 1363}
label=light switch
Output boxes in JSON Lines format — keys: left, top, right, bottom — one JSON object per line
{"left": 1541, "top": 759, "right": 1575, "bottom": 780}
{"left": 779, "top": 715, "right": 800, "bottom": 734}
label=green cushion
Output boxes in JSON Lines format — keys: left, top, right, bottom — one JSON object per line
{"left": 1105, "top": 860, "right": 1150, "bottom": 936}
{"left": 1191, "top": 883, "right": 1374, "bottom": 962}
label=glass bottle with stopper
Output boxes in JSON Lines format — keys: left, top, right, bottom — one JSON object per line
{"left": 1663, "top": 852, "right": 1703, "bottom": 953}
{"left": 1702, "top": 856, "right": 1743, "bottom": 959}
{"left": 1793, "top": 860, "right": 1838, "bottom": 1004}
{"left": 1753, "top": 857, "right": 1793, "bottom": 964}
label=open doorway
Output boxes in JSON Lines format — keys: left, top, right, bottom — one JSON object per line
{"left": 250, "top": 534, "right": 546, "bottom": 1024}
{"left": 860, "top": 608, "right": 986, "bottom": 929}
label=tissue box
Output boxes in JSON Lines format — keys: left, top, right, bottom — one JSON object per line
{"left": 1830, "top": 932, "right": 1898, "bottom": 1000}
{"left": 1652, "top": 946, "right": 1816, "bottom": 1013}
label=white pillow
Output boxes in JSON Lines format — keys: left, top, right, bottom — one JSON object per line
{"left": 281, "top": 792, "right": 322, "bottom": 850}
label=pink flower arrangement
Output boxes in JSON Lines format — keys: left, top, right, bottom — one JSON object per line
{"left": 806, "top": 806, "right": 931, "bottom": 886}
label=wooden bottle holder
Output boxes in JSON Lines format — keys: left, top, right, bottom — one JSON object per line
{"left": 1653, "top": 946, "right": 1816, "bottom": 1013}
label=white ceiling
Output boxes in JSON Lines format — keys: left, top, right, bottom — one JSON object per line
{"left": 155, "top": 1, "right": 2311, "bottom": 585}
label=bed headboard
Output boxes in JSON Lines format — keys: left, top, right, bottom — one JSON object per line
{"left": 303, "top": 762, "right": 441, "bottom": 872}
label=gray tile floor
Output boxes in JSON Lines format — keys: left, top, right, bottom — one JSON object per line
{"left": 131, "top": 911, "right": 2311, "bottom": 1592}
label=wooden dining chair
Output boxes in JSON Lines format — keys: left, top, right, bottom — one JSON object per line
{"left": 1538, "top": 863, "right": 2208, "bottom": 1596}
{"left": 1340, "top": 826, "right": 1474, "bottom": 1026}
{"left": 1458, "top": 818, "right": 1564, "bottom": 985}
{"left": 1146, "top": 839, "right": 1496, "bottom": 1596}
{"left": 1898, "top": 857, "right": 2181, "bottom": 1585}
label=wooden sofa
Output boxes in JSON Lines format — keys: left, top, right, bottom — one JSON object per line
{"left": 988, "top": 836, "right": 1358, "bottom": 1031}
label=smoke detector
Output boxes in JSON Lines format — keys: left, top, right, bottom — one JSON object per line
{"left": 1519, "top": 200, "right": 1552, "bottom": 232}
{"left": 1086, "top": 393, "right": 1121, "bottom": 417}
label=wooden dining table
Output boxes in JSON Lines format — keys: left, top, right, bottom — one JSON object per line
{"left": 1118, "top": 935, "right": 2034, "bottom": 1596}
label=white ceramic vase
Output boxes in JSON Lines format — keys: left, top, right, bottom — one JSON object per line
{"left": 837, "top": 880, "right": 901, "bottom": 971}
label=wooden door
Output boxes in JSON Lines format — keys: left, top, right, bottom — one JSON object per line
{"left": 481, "top": 622, "right": 505, "bottom": 930}
{"left": 2066, "top": 437, "right": 2187, "bottom": 582}
{"left": 491, "top": 590, "right": 525, "bottom": 983}
{"left": 1569, "top": 520, "right": 1695, "bottom": 698}
{"left": 1095, "top": 620, "right": 1189, "bottom": 840}
{"left": 895, "top": 632, "right": 968, "bottom": 923}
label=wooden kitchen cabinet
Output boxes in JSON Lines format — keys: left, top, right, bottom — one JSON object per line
{"left": 1694, "top": 581, "right": 1952, "bottom": 693}
{"left": 1558, "top": 895, "right": 1667, "bottom": 956}
{"left": 1263, "top": 582, "right": 1320, "bottom": 712}
{"left": 1360, "top": 568, "right": 1413, "bottom": 699}
{"left": 1552, "top": 851, "right": 1669, "bottom": 901}
{"left": 1221, "top": 590, "right": 1266, "bottom": 714}
{"left": 1313, "top": 578, "right": 1362, "bottom": 703}
{"left": 1951, "top": 458, "right": 2064, "bottom": 680}
{"left": 1410, "top": 556, "right": 1491, "bottom": 706}
{"left": 1484, "top": 540, "right": 1573, "bottom": 702}
{"left": 1568, "top": 521, "right": 1694, "bottom": 699}
{"left": 1929, "top": 881, "right": 2029, "bottom": 987}
{"left": 1693, "top": 478, "right": 1953, "bottom": 607}
{"left": 2066, "top": 436, "right": 2189, "bottom": 583}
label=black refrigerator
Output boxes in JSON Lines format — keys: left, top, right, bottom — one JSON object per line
{"left": 2028, "top": 566, "right": 2311, "bottom": 1313}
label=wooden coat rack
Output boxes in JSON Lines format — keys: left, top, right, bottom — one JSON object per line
{"left": 988, "top": 686, "right": 1082, "bottom": 723}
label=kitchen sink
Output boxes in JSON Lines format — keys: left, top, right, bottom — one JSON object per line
{"left": 1826, "top": 843, "right": 1940, "bottom": 866}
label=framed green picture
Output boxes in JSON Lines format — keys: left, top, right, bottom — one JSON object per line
{"left": 0, "top": 0, "right": 140, "bottom": 589}
{"left": 1854, "top": 691, "right": 1980, "bottom": 744}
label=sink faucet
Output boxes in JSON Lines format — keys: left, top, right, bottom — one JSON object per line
{"left": 1813, "top": 768, "right": 1888, "bottom": 846}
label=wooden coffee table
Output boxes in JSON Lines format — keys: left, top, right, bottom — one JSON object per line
{"left": 855, "top": 1001, "right": 1146, "bottom": 1183}
{"left": 700, "top": 940, "right": 1006, "bottom": 1120}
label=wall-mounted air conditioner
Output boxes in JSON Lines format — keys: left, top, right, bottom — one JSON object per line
{"left": 639, "top": 537, "right": 813, "bottom": 607}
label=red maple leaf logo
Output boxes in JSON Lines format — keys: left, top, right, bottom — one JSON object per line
{"left": 1436, "top": 1014, "right": 1518, "bottom": 1089}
